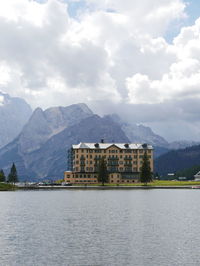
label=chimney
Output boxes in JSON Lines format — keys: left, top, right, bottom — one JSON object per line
{"left": 101, "top": 139, "right": 104, "bottom": 143}
{"left": 124, "top": 143, "right": 129, "bottom": 148}
{"left": 94, "top": 143, "right": 99, "bottom": 148}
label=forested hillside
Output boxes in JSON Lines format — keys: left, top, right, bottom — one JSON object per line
{"left": 155, "top": 145, "right": 200, "bottom": 175}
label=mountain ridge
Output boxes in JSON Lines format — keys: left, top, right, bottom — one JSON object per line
{"left": 0, "top": 92, "right": 32, "bottom": 148}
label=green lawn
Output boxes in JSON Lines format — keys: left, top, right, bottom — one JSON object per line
{"left": 0, "top": 183, "right": 16, "bottom": 191}
{"left": 114, "top": 180, "right": 200, "bottom": 186}
{"left": 75, "top": 180, "right": 200, "bottom": 187}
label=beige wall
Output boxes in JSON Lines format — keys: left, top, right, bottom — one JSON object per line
{"left": 72, "top": 145, "right": 153, "bottom": 173}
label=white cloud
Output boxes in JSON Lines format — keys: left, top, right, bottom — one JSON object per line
{"left": 1, "top": 0, "right": 200, "bottom": 140}
{"left": 126, "top": 18, "right": 200, "bottom": 105}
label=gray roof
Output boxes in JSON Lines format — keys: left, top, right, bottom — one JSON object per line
{"left": 72, "top": 142, "right": 153, "bottom": 150}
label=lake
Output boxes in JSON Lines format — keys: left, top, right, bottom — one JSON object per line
{"left": 0, "top": 189, "right": 200, "bottom": 266}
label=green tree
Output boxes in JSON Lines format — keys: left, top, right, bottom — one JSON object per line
{"left": 0, "top": 169, "right": 6, "bottom": 182}
{"left": 8, "top": 163, "right": 19, "bottom": 183}
{"left": 98, "top": 156, "right": 108, "bottom": 186}
{"left": 140, "top": 151, "right": 152, "bottom": 185}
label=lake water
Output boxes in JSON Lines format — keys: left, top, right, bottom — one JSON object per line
{"left": 0, "top": 189, "right": 200, "bottom": 266}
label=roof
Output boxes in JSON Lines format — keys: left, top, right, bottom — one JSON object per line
{"left": 72, "top": 142, "right": 153, "bottom": 150}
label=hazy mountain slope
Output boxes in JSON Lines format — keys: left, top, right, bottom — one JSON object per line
{"left": 107, "top": 114, "right": 168, "bottom": 147}
{"left": 168, "top": 140, "right": 200, "bottom": 150}
{"left": 0, "top": 92, "right": 32, "bottom": 148}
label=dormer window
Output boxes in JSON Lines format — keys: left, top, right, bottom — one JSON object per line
{"left": 142, "top": 143, "right": 148, "bottom": 149}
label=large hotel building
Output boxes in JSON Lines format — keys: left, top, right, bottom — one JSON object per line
{"left": 64, "top": 141, "right": 153, "bottom": 184}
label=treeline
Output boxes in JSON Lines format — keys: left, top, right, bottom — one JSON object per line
{"left": 176, "top": 165, "right": 200, "bottom": 179}
{"left": 0, "top": 163, "right": 19, "bottom": 183}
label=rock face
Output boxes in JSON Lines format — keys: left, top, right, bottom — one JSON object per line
{"left": 107, "top": 114, "right": 168, "bottom": 147}
{"left": 106, "top": 114, "right": 170, "bottom": 157}
{"left": 0, "top": 106, "right": 129, "bottom": 180}
{"left": 18, "top": 103, "right": 93, "bottom": 153}
{"left": 0, "top": 92, "right": 32, "bottom": 148}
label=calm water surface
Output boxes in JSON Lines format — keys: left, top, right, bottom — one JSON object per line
{"left": 0, "top": 189, "right": 199, "bottom": 266}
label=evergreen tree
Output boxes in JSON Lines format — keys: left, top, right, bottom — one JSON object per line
{"left": 0, "top": 169, "right": 6, "bottom": 182}
{"left": 98, "top": 156, "right": 108, "bottom": 185}
{"left": 8, "top": 163, "right": 19, "bottom": 183}
{"left": 140, "top": 151, "right": 152, "bottom": 184}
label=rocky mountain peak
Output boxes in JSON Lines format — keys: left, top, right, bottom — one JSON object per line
{"left": 18, "top": 103, "right": 94, "bottom": 154}
{"left": 105, "top": 114, "right": 168, "bottom": 147}
{"left": 0, "top": 91, "right": 32, "bottom": 148}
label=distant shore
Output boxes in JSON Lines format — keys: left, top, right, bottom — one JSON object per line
{"left": 17, "top": 185, "right": 199, "bottom": 190}
{"left": 3, "top": 180, "right": 200, "bottom": 191}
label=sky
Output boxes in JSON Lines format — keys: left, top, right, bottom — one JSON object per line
{"left": 0, "top": 0, "right": 200, "bottom": 141}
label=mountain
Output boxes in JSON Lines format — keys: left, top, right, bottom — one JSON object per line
{"left": 0, "top": 92, "right": 32, "bottom": 148}
{"left": 1, "top": 98, "right": 199, "bottom": 180}
{"left": 107, "top": 114, "right": 168, "bottom": 147}
{"left": 154, "top": 144, "right": 200, "bottom": 176}
{"left": 18, "top": 103, "right": 93, "bottom": 153}
{"left": 0, "top": 107, "right": 129, "bottom": 180}
{"left": 168, "top": 140, "right": 200, "bottom": 150}
{"left": 106, "top": 114, "right": 170, "bottom": 158}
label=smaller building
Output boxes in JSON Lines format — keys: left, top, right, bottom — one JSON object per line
{"left": 194, "top": 171, "right": 200, "bottom": 181}
{"left": 64, "top": 141, "right": 153, "bottom": 184}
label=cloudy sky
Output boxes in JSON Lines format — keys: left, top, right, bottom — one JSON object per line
{"left": 0, "top": 0, "right": 200, "bottom": 141}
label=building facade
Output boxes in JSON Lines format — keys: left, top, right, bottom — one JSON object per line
{"left": 64, "top": 142, "right": 153, "bottom": 184}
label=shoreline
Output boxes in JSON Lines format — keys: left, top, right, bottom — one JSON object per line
{"left": 16, "top": 185, "right": 199, "bottom": 190}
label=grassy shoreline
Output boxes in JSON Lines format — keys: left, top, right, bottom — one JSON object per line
{"left": 71, "top": 180, "right": 200, "bottom": 187}
{"left": 3, "top": 180, "right": 200, "bottom": 191}
{"left": 0, "top": 183, "right": 16, "bottom": 191}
